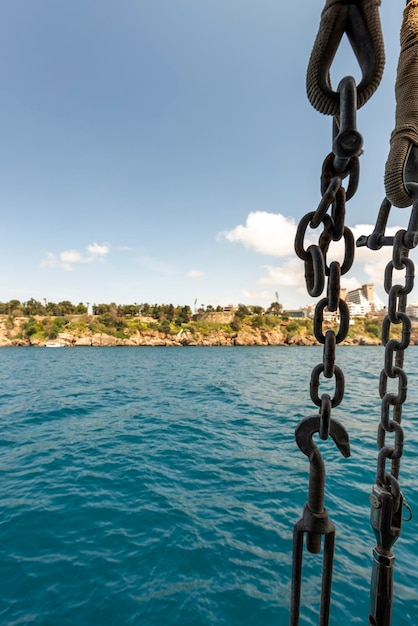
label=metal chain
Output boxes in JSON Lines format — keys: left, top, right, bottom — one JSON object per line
{"left": 356, "top": 2, "right": 418, "bottom": 621}
{"left": 290, "top": 2, "right": 384, "bottom": 624}
{"left": 291, "top": 76, "right": 356, "bottom": 626}
{"left": 358, "top": 180, "right": 418, "bottom": 626}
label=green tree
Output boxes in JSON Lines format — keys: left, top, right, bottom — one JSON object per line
{"left": 93, "top": 303, "right": 110, "bottom": 315}
{"left": 235, "top": 304, "right": 250, "bottom": 319}
{"left": 23, "top": 317, "right": 41, "bottom": 337}
{"left": 122, "top": 304, "right": 139, "bottom": 316}
{"left": 45, "top": 301, "right": 60, "bottom": 316}
{"left": 266, "top": 301, "right": 283, "bottom": 316}
{"left": 150, "top": 304, "right": 161, "bottom": 319}
{"left": 26, "top": 298, "right": 46, "bottom": 315}
{"left": 108, "top": 303, "right": 117, "bottom": 321}
{"left": 166, "top": 304, "right": 175, "bottom": 321}
{"left": 365, "top": 321, "right": 380, "bottom": 338}
{"left": 251, "top": 314, "right": 265, "bottom": 328}
{"left": 230, "top": 318, "right": 241, "bottom": 332}
{"left": 8, "top": 299, "right": 23, "bottom": 315}
{"left": 175, "top": 305, "right": 192, "bottom": 325}
{"left": 159, "top": 319, "right": 172, "bottom": 334}
{"left": 57, "top": 301, "right": 75, "bottom": 315}
{"left": 48, "top": 317, "right": 66, "bottom": 339}
{"left": 75, "top": 302, "right": 88, "bottom": 314}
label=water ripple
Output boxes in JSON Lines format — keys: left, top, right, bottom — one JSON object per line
{"left": 1, "top": 346, "right": 418, "bottom": 624}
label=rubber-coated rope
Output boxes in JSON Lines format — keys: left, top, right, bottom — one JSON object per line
{"left": 306, "top": 0, "right": 385, "bottom": 116}
{"left": 385, "top": 1, "right": 418, "bottom": 208}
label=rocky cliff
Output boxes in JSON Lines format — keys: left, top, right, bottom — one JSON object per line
{"left": 0, "top": 315, "right": 392, "bottom": 347}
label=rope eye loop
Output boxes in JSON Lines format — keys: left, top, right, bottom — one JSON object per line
{"left": 306, "top": 0, "right": 385, "bottom": 117}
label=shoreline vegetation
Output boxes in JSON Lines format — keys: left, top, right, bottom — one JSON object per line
{"left": 0, "top": 301, "right": 416, "bottom": 347}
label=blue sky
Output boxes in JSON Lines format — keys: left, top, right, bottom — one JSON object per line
{"left": 0, "top": 1, "right": 414, "bottom": 311}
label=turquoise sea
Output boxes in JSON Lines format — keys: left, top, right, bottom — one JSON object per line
{"left": 1, "top": 346, "right": 418, "bottom": 625}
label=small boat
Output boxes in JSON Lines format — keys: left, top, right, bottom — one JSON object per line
{"left": 44, "top": 340, "right": 64, "bottom": 348}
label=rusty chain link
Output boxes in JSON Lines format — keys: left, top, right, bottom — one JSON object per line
{"left": 358, "top": 180, "right": 418, "bottom": 625}
{"left": 290, "top": 76, "right": 363, "bottom": 626}
{"left": 290, "top": 2, "right": 386, "bottom": 624}
{"left": 292, "top": 2, "right": 418, "bottom": 625}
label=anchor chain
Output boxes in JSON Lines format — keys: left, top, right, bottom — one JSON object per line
{"left": 291, "top": 2, "right": 384, "bottom": 624}
{"left": 357, "top": 180, "right": 418, "bottom": 626}
{"left": 291, "top": 76, "right": 356, "bottom": 626}
{"left": 356, "top": 2, "right": 418, "bottom": 622}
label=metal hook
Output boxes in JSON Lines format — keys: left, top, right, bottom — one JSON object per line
{"left": 295, "top": 415, "right": 350, "bottom": 515}
{"left": 296, "top": 414, "right": 350, "bottom": 457}
{"left": 290, "top": 415, "right": 350, "bottom": 626}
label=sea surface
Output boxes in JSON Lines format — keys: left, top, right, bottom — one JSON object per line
{"left": 1, "top": 346, "right": 418, "bottom": 625}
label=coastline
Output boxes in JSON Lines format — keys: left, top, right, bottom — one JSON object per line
{"left": 0, "top": 314, "right": 391, "bottom": 348}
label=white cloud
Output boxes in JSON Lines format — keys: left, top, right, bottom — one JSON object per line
{"left": 259, "top": 258, "right": 304, "bottom": 287}
{"left": 187, "top": 269, "right": 204, "bottom": 279}
{"left": 40, "top": 252, "right": 58, "bottom": 268}
{"left": 220, "top": 211, "right": 297, "bottom": 257}
{"left": 340, "top": 275, "right": 362, "bottom": 291}
{"left": 41, "top": 242, "right": 110, "bottom": 271}
{"left": 60, "top": 250, "right": 83, "bottom": 263}
{"left": 364, "top": 258, "right": 391, "bottom": 286}
{"left": 221, "top": 211, "right": 418, "bottom": 307}
{"left": 87, "top": 243, "right": 109, "bottom": 260}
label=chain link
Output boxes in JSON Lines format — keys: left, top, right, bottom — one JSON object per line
{"left": 290, "top": 3, "right": 385, "bottom": 624}
{"left": 294, "top": 79, "right": 358, "bottom": 438}
{"left": 292, "top": 2, "right": 418, "bottom": 625}
{"left": 360, "top": 194, "right": 418, "bottom": 494}
{"left": 291, "top": 76, "right": 359, "bottom": 626}
{"left": 374, "top": 223, "right": 416, "bottom": 495}
{"left": 358, "top": 180, "right": 418, "bottom": 625}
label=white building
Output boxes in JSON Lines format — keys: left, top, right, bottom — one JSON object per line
{"left": 344, "top": 284, "right": 385, "bottom": 316}
{"left": 406, "top": 303, "right": 418, "bottom": 319}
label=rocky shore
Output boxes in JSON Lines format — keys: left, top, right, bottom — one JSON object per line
{"left": 0, "top": 315, "right": 387, "bottom": 347}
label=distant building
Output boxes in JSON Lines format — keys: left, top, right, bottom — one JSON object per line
{"left": 287, "top": 309, "right": 308, "bottom": 319}
{"left": 343, "top": 284, "right": 384, "bottom": 316}
{"left": 406, "top": 303, "right": 418, "bottom": 319}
